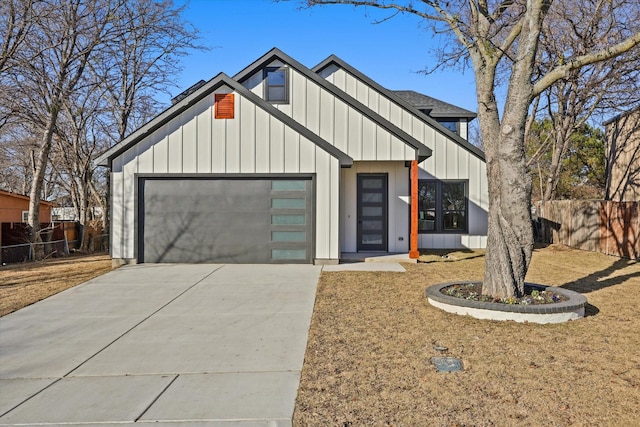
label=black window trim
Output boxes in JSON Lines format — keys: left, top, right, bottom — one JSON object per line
{"left": 417, "top": 179, "right": 469, "bottom": 234}
{"left": 436, "top": 119, "right": 460, "bottom": 136}
{"left": 263, "top": 66, "right": 289, "bottom": 104}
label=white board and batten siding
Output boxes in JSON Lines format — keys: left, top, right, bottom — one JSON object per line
{"left": 321, "top": 65, "right": 489, "bottom": 249}
{"left": 242, "top": 60, "right": 417, "bottom": 163}
{"left": 110, "top": 87, "right": 341, "bottom": 262}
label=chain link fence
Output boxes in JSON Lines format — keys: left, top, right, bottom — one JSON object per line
{"left": 1, "top": 239, "right": 69, "bottom": 264}
{"left": 1, "top": 220, "right": 109, "bottom": 265}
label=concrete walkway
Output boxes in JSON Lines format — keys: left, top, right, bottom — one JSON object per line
{"left": 0, "top": 264, "right": 321, "bottom": 426}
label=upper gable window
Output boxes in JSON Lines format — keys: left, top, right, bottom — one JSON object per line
{"left": 437, "top": 119, "right": 459, "bottom": 135}
{"left": 264, "top": 67, "right": 289, "bottom": 104}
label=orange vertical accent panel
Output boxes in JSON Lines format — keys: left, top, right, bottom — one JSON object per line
{"left": 214, "top": 93, "right": 234, "bottom": 119}
{"left": 409, "top": 160, "right": 420, "bottom": 259}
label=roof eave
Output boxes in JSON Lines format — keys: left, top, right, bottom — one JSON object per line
{"left": 428, "top": 112, "right": 478, "bottom": 119}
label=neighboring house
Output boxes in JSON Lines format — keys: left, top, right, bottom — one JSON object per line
{"left": 0, "top": 190, "right": 53, "bottom": 257}
{"left": 96, "top": 48, "right": 488, "bottom": 265}
{"left": 604, "top": 106, "right": 640, "bottom": 202}
{"left": 0, "top": 190, "right": 52, "bottom": 224}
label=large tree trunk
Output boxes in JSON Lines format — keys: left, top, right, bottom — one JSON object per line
{"left": 477, "top": 3, "right": 543, "bottom": 298}
{"left": 483, "top": 127, "right": 535, "bottom": 298}
{"left": 479, "top": 85, "right": 535, "bottom": 297}
{"left": 27, "top": 110, "right": 58, "bottom": 260}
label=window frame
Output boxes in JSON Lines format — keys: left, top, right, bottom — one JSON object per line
{"left": 263, "top": 66, "right": 289, "bottom": 104}
{"left": 436, "top": 119, "right": 460, "bottom": 135}
{"left": 417, "top": 179, "right": 469, "bottom": 233}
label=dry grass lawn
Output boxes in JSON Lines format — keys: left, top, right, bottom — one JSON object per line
{"left": 294, "top": 245, "right": 640, "bottom": 426}
{"left": 0, "top": 254, "right": 112, "bottom": 316}
{"left": 1, "top": 247, "right": 638, "bottom": 425}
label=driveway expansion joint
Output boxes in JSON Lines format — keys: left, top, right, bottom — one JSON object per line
{"left": 63, "top": 265, "right": 224, "bottom": 378}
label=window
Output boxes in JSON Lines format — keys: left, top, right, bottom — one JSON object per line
{"left": 437, "top": 119, "right": 459, "bottom": 135}
{"left": 418, "top": 180, "right": 468, "bottom": 233}
{"left": 264, "top": 67, "right": 288, "bottom": 103}
{"left": 22, "top": 211, "right": 29, "bottom": 222}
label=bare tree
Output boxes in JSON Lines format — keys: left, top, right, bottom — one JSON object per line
{"left": 306, "top": 0, "right": 640, "bottom": 297}
{"left": 0, "top": 0, "right": 38, "bottom": 73}
{"left": 0, "top": 123, "right": 37, "bottom": 193}
{"left": 88, "top": 0, "right": 202, "bottom": 235}
{"left": 0, "top": 0, "right": 39, "bottom": 131}
{"left": 96, "top": 0, "right": 202, "bottom": 143}
{"left": 4, "top": 0, "right": 119, "bottom": 258}
{"left": 528, "top": 0, "right": 640, "bottom": 202}
{"left": 48, "top": 0, "right": 201, "bottom": 247}
{"left": 51, "top": 77, "right": 107, "bottom": 249}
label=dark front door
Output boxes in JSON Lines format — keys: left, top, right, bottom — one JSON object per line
{"left": 357, "top": 174, "right": 388, "bottom": 251}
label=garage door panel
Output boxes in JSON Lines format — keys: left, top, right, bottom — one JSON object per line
{"left": 139, "top": 177, "right": 313, "bottom": 263}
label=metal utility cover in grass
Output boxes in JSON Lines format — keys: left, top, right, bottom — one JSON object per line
{"left": 431, "top": 357, "right": 463, "bottom": 372}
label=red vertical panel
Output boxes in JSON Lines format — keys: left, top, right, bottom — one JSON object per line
{"left": 409, "top": 160, "right": 419, "bottom": 259}
{"left": 214, "top": 93, "right": 234, "bottom": 119}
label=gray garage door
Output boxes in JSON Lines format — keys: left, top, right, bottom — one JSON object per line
{"left": 138, "top": 176, "right": 314, "bottom": 263}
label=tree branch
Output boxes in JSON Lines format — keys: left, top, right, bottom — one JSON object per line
{"left": 306, "top": 0, "right": 446, "bottom": 22}
{"left": 533, "top": 30, "right": 640, "bottom": 97}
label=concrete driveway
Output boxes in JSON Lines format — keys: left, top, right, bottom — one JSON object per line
{"left": 0, "top": 263, "right": 321, "bottom": 426}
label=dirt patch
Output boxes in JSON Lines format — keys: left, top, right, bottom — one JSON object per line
{"left": 294, "top": 245, "right": 640, "bottom": 426}
{"left": 0, "top": 254, "right": 113, "bottom": 316}
{"left": 418, "top": 248, "right": 486, "bottom": 263}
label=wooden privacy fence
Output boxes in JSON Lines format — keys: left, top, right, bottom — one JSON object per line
{"left": 536, "top": 201, "right": 639, "bottom": 260}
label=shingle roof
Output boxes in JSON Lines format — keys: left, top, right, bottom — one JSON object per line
{"left": 393, "top": 90, "right": 477, "bottom": 119}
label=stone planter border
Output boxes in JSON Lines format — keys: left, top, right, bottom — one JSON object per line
{"left": 425, "top": 281, "right": 587, "bottom": 324}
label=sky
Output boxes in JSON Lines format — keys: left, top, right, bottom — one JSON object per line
{"left": 168, "top": 0, "right": 478, "bottom": 112}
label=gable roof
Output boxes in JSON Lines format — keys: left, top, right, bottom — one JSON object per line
{"left": 95, "top": 73, "right": 353, "bottom": 168}
{"left": 234, "top": 48, "right": 432, "bottom": 162}
{"left": 312, "top": 54, "right": 485, "bottom": 161}
{"left": 393, "top": 90, "right": 477, "bottom": 119}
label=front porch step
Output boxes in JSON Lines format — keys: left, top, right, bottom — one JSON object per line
{"left": 340, "top": 252, "right": 417, "bottom": 264}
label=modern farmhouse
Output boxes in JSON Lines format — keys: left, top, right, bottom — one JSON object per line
{"left": 96, "top": 48, "right": 488, "bottom": 264}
